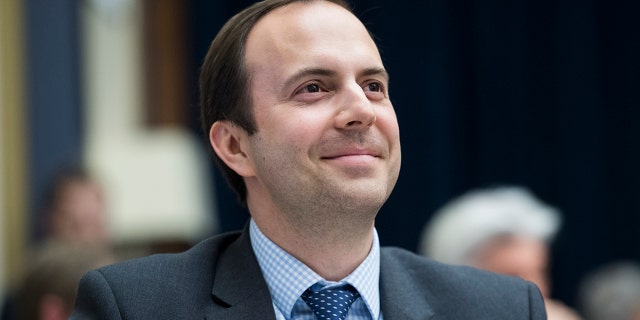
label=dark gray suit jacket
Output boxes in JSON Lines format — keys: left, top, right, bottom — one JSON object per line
{"left": 71, "top": 227, "right": 547, "bottom": 319}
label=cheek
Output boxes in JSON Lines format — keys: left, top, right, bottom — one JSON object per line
{"left": 376, "top": 109, "right": 401, "bottom": 144}
{"left": 259, "top": 108, "right": 329, "bottom": 144}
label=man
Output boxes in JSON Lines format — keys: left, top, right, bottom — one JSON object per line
{"left": 71, "top": 0, "right": 547, "bottom": 319}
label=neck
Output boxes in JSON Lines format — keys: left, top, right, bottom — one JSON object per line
{"left": 251, "top": 208, "right": 376, "bottom": 281}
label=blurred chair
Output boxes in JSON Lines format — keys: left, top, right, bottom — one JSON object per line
{"left": 420, "top": 186, "right": 580, "bottom": 320}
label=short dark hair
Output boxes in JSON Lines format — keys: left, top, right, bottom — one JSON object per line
{"left": 43, "top": 165, "right": 93, "bottom": 213}
{"left": 199, "top": 0, "right": 351, "bottom": 205}
{"left": 41, "top": 165, "right": 95, "bottom": 237}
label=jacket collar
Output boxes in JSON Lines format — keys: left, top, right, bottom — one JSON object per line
{"left": 206, "top": 224, "right": 277, "bottom": 320}
{"left": 380, "top": 248, "right": 435, "bottom": 320}
{"left": 205, "top": 225, "right": 436, "bottom": 320}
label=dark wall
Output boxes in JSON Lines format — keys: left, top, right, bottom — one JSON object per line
{"left": 190, "top": 0, "right": 640, "bottom": 308}
{"left": 353, "top": 0, "right": 640, "bottom": 307}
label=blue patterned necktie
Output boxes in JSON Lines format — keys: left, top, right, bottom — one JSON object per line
{"left": 301, "top": 284, "right": 361, "bottom": 320}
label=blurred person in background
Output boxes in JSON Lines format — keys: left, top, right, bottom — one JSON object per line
{"left": 420, "top": 186, "right": 581, "bottom": 320}
{"left": 578, "top": 261, "right": 640, "bottom": 320}
{"left": 1, "top": 165, "right": 113, "bottom": 320}
{"left": 41, "top": 165, "right": 110, "bottom": 248}
{"left": 15, "top": 243, "right": 113, "bottom": 320}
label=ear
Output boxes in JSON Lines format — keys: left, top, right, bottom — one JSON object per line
{"left": 209, "top": 121, "right": 256, "bottom": 177}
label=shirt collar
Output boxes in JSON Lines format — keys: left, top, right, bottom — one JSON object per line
{"left": 250, "top": 219, "right": 381, "bottom": 319}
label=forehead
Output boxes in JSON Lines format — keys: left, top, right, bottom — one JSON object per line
{"left": 244, "top": 1, "right": 381, "bottom": 71}
{"left": 252, "top": 1, "right": 360, "bottom": 34}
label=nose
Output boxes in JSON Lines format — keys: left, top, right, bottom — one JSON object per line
{"left": 335, "top": 84, "right": 377, "bottom": 129}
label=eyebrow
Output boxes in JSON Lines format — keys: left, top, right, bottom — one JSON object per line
{"left": 282, "top": 66, "right": 390, "bottom": 91}
{"left": 360, "top": 67, "right": 390, "bottom": 83}
{"left": 282, "top": 68, "right": 336, "bottom": 90}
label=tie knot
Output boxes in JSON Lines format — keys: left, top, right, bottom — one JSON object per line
{"left": 301, "top": 284, "right": 360, "bottom": 320}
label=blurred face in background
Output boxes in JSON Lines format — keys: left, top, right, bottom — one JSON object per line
{"left": 474, "top": 235, "right": 550, "bottom": 298}
{"left": 49, "top": 179, "right": 109, "bottom": 246}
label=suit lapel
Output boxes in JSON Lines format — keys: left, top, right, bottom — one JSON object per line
{"left": 203, "top": 228, "right": 437, "bottom": 320}
{"left": 205, "top": 225, "right": 277, "bottom": 320}
{"left": 380, "top": 249, "right": 435, "bottom": 320}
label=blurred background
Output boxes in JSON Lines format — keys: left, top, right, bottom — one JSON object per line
{"left": 1, "top": 0, "right": 639, "bottom": 318}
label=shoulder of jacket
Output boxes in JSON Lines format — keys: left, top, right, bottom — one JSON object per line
{"left": 96, "top": 230, "right": 243, "bottom": 280}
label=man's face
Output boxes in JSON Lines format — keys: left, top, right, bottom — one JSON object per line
{"left": 240, "top": 1, "right": 401, "bottom": 216}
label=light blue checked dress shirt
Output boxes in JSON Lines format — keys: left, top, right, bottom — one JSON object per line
{"left": 250, "top": 219, "right": 383, "bottom": 320}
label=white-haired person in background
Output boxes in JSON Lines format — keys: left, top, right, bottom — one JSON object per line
{"left": 420, "top": 186, "right": 581, "bottom": 320}
{"left": 578, "top": 261, "right": 640, "bottom": 320}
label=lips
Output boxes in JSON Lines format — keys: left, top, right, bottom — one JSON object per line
{"left": 320, "top": 148, "right": 380, "bottom": 159}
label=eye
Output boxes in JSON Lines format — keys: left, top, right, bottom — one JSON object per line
{"left": 363, "top": 81, "right": 386, "bottom": 101}
{"left": 365, "top": 82, "right": 383, "bottom": 92}
{"left": 293, "top": 81, "right": 330, "bottom": 103}
{"left": 298, "top": 83, "right": 322, "bottom": 94}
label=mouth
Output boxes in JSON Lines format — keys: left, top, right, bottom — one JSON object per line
{"left": 321, "top": 148, "right": 380, "bottom": 160}
{"left": 320, "top": 148, "right": 382, "bottom": 168}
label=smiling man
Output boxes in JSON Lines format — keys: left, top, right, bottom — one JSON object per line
{"left": 71, "top": 1, "right": 547, "bottom": 319}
